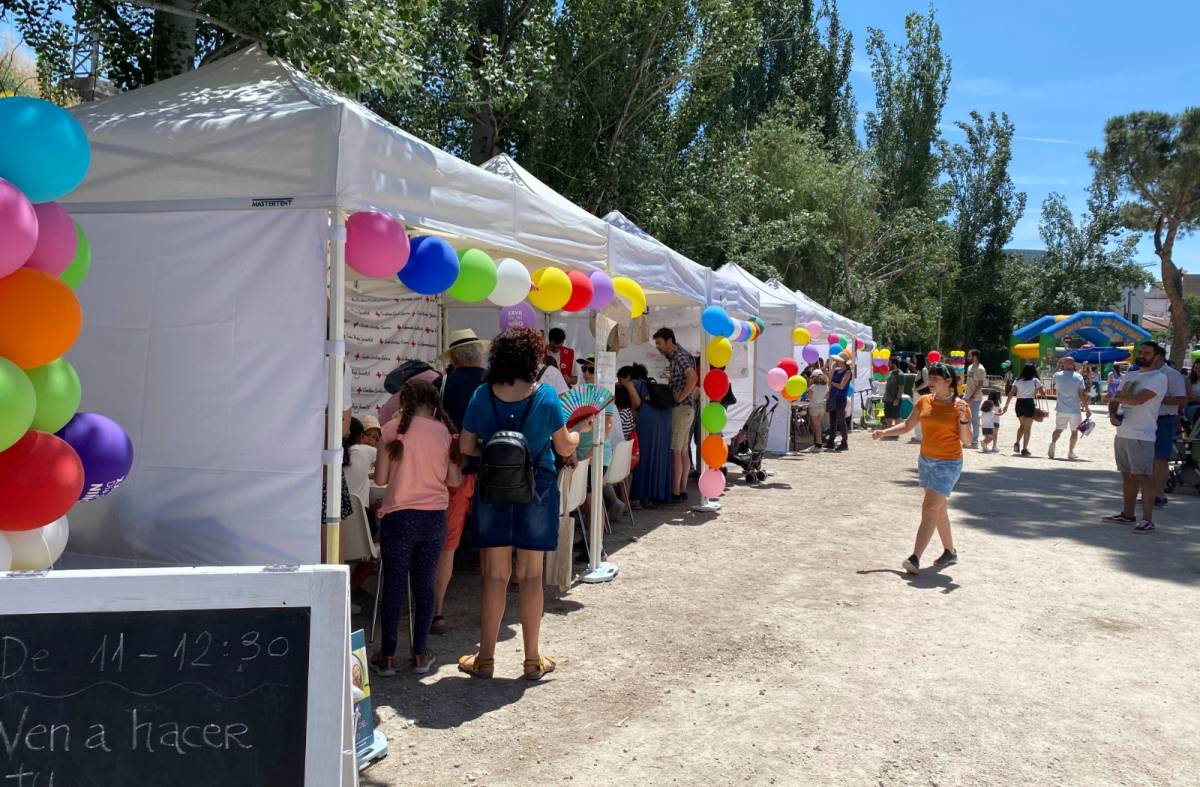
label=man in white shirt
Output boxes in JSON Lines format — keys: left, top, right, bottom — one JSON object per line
{"left": 965, "top": 349, "right": 987, "bottom": 448}
{"left": 1048, "top": 356, "right": 1090, "bottom": 460}
{"left": 1147, "top": 349, "right": 1189, "bottom": 509}
{"left": 1103, "top": 342, "right": 1169, "bottom": 532}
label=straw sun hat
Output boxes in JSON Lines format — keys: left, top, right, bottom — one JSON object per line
{"left": 439, "top": 329, "right": 490, "bottom": 361}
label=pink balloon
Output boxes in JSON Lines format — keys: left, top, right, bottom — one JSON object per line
{"left": 24, "top": 201, "right": 77, "bottom": 276}
{"left": 346, "top": 211, "right": 410, "bottom": 278}
{"left": 806, "top": 320, "right": 823, "bottom": 340}
{"left": 499, "top": 302, "right": 537, "bottom": 331}
{"left": 927, "top": 350, "right": 942, "bottom": 364}
{"left": 855, "top": 337, "right": 865, "bottom": 350}
{"left": 766, "top": 367, "right": 788, "bottom": 392}
{"left": 588, "top": 271, "right": 614, "bottom": 310}
{"left": 0, "top": 177, "right": 38, "bottom": 277}
{"left": 827, "top": 332, "right": 840, "bottom": 345}
{"left": 698, "top": 468, "right": 726, "bottom": 499}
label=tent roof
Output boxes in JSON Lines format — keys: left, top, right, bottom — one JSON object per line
{"left": 64, "top": 47, "right": 600, "bottom": 271}
{"left": 738, "top": 275, "right": 873, "bottom": 340}
{"left": 602, "top": 211, "right": 759, "bottom": 315}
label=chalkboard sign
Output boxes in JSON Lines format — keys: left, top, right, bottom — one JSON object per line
{"left": 0, "top": 567, "right": 352, "bottom": 787}
{"left": 1, "top": 608, "right": 309, "bottom": 786}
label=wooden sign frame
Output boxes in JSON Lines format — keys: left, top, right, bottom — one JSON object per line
{"left": 0, "top": 565, "right": 353, "bottom": 786}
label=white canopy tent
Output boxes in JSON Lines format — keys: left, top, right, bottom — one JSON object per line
{"left": 58, "top": 47, "right": 660, "bottom": 568}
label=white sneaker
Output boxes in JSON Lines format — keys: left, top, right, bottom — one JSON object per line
{"left": 1047, "top": 442, "right": 1056, "bottom": 459}
{"left": 1068, "top": 451, "right": 1078, "bottom": 460}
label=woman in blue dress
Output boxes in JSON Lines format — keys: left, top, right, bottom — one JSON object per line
{"left": 622, "top": 364, "right": 671, "bottom": 505}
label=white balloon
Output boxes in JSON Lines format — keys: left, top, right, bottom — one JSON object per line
{"left": 4, "top": 516, "right": 68, "bottom": 571}
{"left": 487, "top": 258, "right": 532, "bottom": 307}
{"left": 0, "top": 535, "right": 10, "bottom": 572}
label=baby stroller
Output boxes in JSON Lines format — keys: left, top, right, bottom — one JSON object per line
{"left": 1166, "top": 409, "right": 1200, "bottom": 495}
{"left": 727, "top": 396, "right": 778, "bottom": 484}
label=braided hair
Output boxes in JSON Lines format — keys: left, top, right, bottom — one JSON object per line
{"left": 343, "top": 417, "right": 364, "bottom": 466}
{"left": 386, "top": 378, "right": 464, "bottom": 467}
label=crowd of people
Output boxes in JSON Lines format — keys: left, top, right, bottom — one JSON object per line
{"left": 864, "top": 339, "right": 1198, "bottom": 574}
{"left": 332, "top": 323, "right": 722, "bottom": 677}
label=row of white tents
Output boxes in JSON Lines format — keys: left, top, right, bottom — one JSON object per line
{"left": 61, "top": 46, "right": 872, "bottom": 568}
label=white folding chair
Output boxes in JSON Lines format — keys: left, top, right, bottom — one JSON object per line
{"left": 603, "top": 439, "right": 636, "bottom": 531}
{"left": 566, "top": 458, "right": 592, "bottom": 563}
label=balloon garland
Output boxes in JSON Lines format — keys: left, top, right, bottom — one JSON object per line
{"left": 0, "top": 96, "right": 133, "bottom": 569}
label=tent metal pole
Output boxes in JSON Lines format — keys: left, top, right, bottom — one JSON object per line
{"left": 580, "top": 313, "right": 618, "bottom": 583}
{"left": 324, "top": 209, "right": 348, "bottom": 565}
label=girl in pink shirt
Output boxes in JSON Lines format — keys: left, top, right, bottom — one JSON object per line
{"left": 371, "top": 379, "right": 462, "bottom": 677}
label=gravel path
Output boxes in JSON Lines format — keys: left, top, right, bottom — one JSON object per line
{"left": 358, "top": 413, "right": 1199, "bottom": 786}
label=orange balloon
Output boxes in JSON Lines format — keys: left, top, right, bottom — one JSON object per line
{"left": 781, "top": 389, "right": 800, "bottom": 402}
{"left": 701, "top": 434, "right": 728, "bottom": 469}
{"left": 0, "top": 268, "right": 82, "bottom": 369}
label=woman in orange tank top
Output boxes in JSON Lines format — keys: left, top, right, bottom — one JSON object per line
{"left": 872, "top": 363, "right": 972, "bottom": 575}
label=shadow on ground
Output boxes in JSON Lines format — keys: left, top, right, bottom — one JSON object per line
{"left": 897, "top": 463, "right": 1200, "bottom": 586}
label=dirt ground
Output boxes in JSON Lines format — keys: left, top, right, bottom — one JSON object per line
{"left": 357, "top": 412, "right": 1200, "bottom": 786}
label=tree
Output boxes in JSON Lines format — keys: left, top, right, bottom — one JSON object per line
{"left": 1184, "top": 293, "right": 1200, "bottom": 343}
{"left": 1018, "top": 165, "right": 1151, "bottom": 323}
{"left": 864, "top": 7, "right": 950, "bottom": 216}
{"left": 1, "top": 0, "right": 432, "bottom": 99}
{"left": 1096, "top": 109, "right": 1200, "bottom": 364}
{"left": 941, "top": 110, "right": 1026, "bottom": 350}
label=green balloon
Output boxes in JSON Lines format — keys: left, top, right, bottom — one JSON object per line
{"left": 59, "top": 222, "right": 91, "bottom": 289}
{"left": 701, "top": 402, "right": 728, "bottom": 434}
{"left": 25, "top": 357, "right": 82, "bottom": 433}
{"left": 0, "top": 357, "right": 36, "bottom": 452}
{"left": 448, "top": 248, "right": 498, "bottom": 303}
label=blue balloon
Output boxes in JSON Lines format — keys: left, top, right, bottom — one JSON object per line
{"left": 701, "top": 305, "right": 734, "bottom": 338}
{"left": 830, "top": 343, "right": 844, "bottom": 355}
{"left": 0, "top": 97, "right": 91, "bottom": 203}
{"left": 398, "top": 236, "right": 459, "bottom": 295}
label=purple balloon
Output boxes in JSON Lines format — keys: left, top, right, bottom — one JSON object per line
{"left": 498, "top": 302, "right": 538, "bottom": 331}
{"left": 801, "top": 344, "right": 820, "bottom": 364}
{"left": 56, "top": 412, "right": 134, "bottom": 501}
{"left": 589, "top": 271, "right": 614, "bottom": 311}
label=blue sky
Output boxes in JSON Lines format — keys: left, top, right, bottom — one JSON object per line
{"left": 838, "top": 0, "right": 1200, "bottom": 275}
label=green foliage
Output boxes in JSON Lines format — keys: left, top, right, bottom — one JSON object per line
{"left": 1184, "top": 293, "right": 1200, "bottom": 342}
{"left": 940, "top": 111, "right": 1026, "bottom": 351}
{"left": 1013, "top": 166, "right": 1150, "bottom": 324}
{"left": 864, "top": 8, "right": 950, "bottom": 215}
{"left": 1096, "top": 108, "right": 1200, "bottom": 363}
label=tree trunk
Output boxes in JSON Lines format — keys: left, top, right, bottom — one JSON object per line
{"left": 151, "top": 1, "right": 197, "bottom": 83}
{"left": 1160, "top": 246, "right": 1190, "bottom": 365}
{"left": 468, "top": 111, "right": 497, "bottom": 165}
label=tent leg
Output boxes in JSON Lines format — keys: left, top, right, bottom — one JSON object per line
{"left": 324, "top": 209, "right": 348, "bottom": 565}
{"left": 580, "top": 315, "right": 617, "bottom": 584}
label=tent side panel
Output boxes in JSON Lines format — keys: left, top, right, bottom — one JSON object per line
{"left": 67, "top": 210, "right": 330, "bottom": 566}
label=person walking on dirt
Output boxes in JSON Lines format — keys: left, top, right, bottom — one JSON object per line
{"left": 872, "top": 363, "right": 972, "bottom": 574}
{"left": 1048, "top": 356, "right": 1090, "bottom": 460}
{"left": 964, "top": 349, "right": 987, "bottom": 448}
{"left": 1001, "top": 363, "right": 1044, "bottom": 456}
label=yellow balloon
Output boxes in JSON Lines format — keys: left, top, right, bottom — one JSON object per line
{"left": 784, "top": 375, "right": 808, "bottom": 397}
{"left": 706, "top": 336, "right": 733, "bottom": 367}
{"left": 612, "top": 276, "right": 646, "bottom": 318}
{"left": 529, "top": 267, "right": 572, "bottom": 312}
{"left": 792, "top": 326, "right": 810, "bottom": 345}
{"left": 880, "top": 348, "right": 891, "bottom": 359}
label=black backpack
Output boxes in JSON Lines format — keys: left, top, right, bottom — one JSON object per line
{"left": 645, "top": 378, "right": 676, "bottom": 409}
{"left": 479, "top": 388, "right": 536, "bottom": 505}
{"left": 384, "top": 359, "right": 442, "bottom": 394}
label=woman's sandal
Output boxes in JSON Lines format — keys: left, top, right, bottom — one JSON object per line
{"left": 457, "top": 653, "right": 494, "bottom": 679}
{"left": 523, "top": 655, "right": 556, "bottom": 681}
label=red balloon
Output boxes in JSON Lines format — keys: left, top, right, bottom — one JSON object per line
{"left": 927, "top": 350, "right": 942, "bottom": 364}
{"left": 0, "top": 430, "right": 84, "bottom": 531}
{"left": 562, "top": 270, "right": 594, "bottom": 312}
{"left": 703, "top": 369, "right": 730, "bottom": 401}
{"left": 777, "top": 357, "right": 800, "bottom": 377}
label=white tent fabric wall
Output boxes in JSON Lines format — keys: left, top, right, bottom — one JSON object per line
{"left": 345, "top": 293, "right": 439, "bottom": 415}
{"left": 65, "top": 209, "right": 329, "bottom": 567}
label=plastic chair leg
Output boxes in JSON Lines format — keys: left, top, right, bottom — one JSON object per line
{"left": 369, "top": 565, "right": 382, "bottom": 645}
